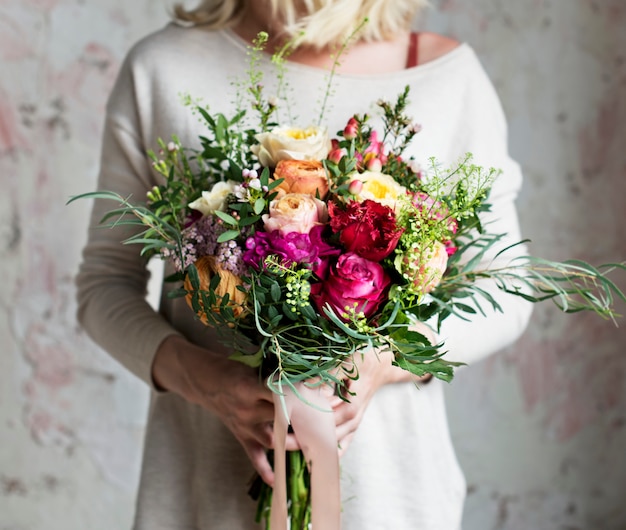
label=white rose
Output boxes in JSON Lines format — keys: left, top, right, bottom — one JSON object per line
{"left": 252, "top": 125, "right": 331, "bottom": 167}
{"left": 348, "top": 171, "right": 407, "bottom": 210}
{"left": 188, "top": 180, "right": 238, "bottom": 216}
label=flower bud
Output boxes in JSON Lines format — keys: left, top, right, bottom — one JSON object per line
{"left": 343, "top": 118, "right": 358, "bottom": 140}
{"left": 365, "top": 156, "right": 383, "bottom": 172}
{"left": 327, "top": 148, "right": 345, "bottom": 164}
{"left": 348, "top": 179, "right": 363, "bottom": 195}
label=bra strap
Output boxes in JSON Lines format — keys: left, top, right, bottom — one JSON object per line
{"left": 406, "top": 32, "right": 419, "bottom": 68}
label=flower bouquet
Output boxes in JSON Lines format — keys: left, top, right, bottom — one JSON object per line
{"left": 70, "top": 33, "right": 625, "bottom": 530}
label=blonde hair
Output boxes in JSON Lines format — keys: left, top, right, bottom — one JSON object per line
{"left": 173, "top": 0, "right": 429, "bottom": 49}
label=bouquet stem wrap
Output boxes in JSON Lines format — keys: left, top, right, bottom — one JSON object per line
{"left": 271, "top": 383, "right": 341, "bottom": 530}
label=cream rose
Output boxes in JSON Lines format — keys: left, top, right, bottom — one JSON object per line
{"left": 252, "top": 125, "right": 331, "bottom": 167}
{"left": 188, "top": 180, "right": 238, "bottom": 216}
{"left": 263, "top": 193, "right": 328, "bottom": 235}
{"left": 348, "top": 171, "right": 407, "bottom": 210}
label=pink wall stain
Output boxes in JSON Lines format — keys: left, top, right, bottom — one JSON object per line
{"left": 578, "top": 90, "right": 620, "bottom": 178}
{"left": 11, "top": 243, "right": 78, "bottom": 447}
{"left": 46, "top": 42, "right": 119, "bottom": 112}
{"left": 23, "top": 0, "right": 60, "bottom": 11}
{"left": 0, "top": 15, "right": 34, "bottom": 60}
{"left": 514, "top": 312, "right": 625, "bottom": 442}
{"left": 23, "top": 326, "right": 75, "bottom": 389}
{"left": 41, "top": 41, "right": 120, "bottom": 143}
{"left": 0, "top": 89, "right": 31, "bottom": 153}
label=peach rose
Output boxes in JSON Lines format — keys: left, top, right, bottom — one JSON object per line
{"left": 273, "top": 159, "right": 329, "bottom": 199}
{"left": 262, "top": 193, "right": 328, "bottom": 235}
{"left": 404, "top": 241, "right": 448, "bottom": 295}
{"left": 184, "top": 256, "right": 247, "bottom": 324}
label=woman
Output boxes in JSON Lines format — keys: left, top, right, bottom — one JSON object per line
{"left": 77, "top": 0, "right": 532, "bottom": 528}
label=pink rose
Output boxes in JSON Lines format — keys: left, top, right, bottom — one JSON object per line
{"left": 311, "top": 252, "right": 390, "bottom": 320}
{"left": 404, "top": 241, "right": 449, "bottom": 294}
{"left": 263, "top": 193, "right": 328, "bottom": 235}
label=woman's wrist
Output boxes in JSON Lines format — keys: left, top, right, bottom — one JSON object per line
{"left": 152, "top": 334, "right": 193, "bottom": 395}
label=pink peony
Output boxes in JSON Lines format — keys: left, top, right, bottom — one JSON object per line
{"left": 329, "top": 200, "right": 403, "bottom": 261}
{"left": 243, "top": 226, "right": 340, "bottom": 275}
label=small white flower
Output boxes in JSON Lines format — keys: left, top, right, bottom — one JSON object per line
{"left": 408, "top": 160, "right": 422, "bottom": 174}
{"left": 248, "top": 178, "right": 262, "bottom": 190}
{"left": 408, "top": 122, "right": 422, "bottom": 134}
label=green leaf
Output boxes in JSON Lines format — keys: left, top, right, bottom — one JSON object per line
{"left": 214, "top": 210, "right": 238, "bottom": 226}
{"left": 197, "top": 107, "right": 216, "bottom": 128}
{"left": 267, "top": 178, "right": 284, "bottom": 191}
{"left": 253, "top": 198, "right": 265, "bottom": 215}
{"left": 454, "top": 302, "right": 477, "bottom": 314}
{"left": 300, "top": 303, "right": 317, "bottom": 321}
{"left": 187, "top": 264, "right": 200, "bottom": 290}
{"left": 217, "top": 230, "right": 240, "bottom": 243}
{"left": 229, "top": 349, "right": 264, "bottom": 368}
{"left": 270, "top": 282, "right": 282, "bottom": 303}
{"left": 167, "top": 288, "right": 188, "bottom": 299}
{"left": 239, "top": 214, "right": 261, "bottom": 227}
{"left": 282, "top": 302, "right": 298, "bottom": 320}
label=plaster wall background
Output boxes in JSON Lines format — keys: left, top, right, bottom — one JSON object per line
{"left": 1, "top": 1, "right": 624, "bottom": 529}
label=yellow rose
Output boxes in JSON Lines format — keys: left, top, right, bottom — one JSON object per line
{"left": 188, "top": 180, "right": 238, "bottom": 216}
{"left": 184, "top": 256, "right": 247, "bottom": 324}
{"left": 349, "top": 171, "right": 407, "bottom": 210}
{"left": 252, "top": 125, "right": 331, "bottom": 167}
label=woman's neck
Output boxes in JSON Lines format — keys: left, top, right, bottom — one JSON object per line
{"left": 232, "top": 11, "right": 411, "bottom": 75}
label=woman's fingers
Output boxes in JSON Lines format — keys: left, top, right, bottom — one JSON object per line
{"left": 243, "top": 439, "right": 275, "bottom": 486}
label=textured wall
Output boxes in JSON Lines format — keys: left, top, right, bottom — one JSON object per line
{"left": 1, "top": 1, "right": 624, "bottom": 529}
{"left": 1, "top": 1, "right": 169, "bottom": 528}
{"left": 422, "top": 1, "right": 626, "bottom": 529}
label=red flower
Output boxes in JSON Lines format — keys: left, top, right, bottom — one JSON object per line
{"left": 329, "top": 199, "right": 403, "bottom": 261}
{"left": 311, "top": 253, "right": 390, "bottom": 320}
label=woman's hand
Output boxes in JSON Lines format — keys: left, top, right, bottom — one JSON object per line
{"left": 152, "top": 335, "right": 298, "bottom": 486}
{"left": 329, "top": 322, "right": 437, "bottom": 455}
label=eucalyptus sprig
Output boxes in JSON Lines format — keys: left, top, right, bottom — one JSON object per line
{"left": 430, "top": 233, "right": 626, "bottom": 328}
{"left": 67, "top": 190, "right": 182, "bottom": 261}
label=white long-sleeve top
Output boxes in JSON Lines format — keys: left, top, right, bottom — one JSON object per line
{"left": 77, "top": 23, "right": 532, "bottom": 530}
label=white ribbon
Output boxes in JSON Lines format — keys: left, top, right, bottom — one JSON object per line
{"left": 270, "top": 383, "right": 341, "bottom": 530}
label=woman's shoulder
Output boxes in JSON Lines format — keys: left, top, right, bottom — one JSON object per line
{"left": 123, "top": 22, "right": 227, "bottom": 71}
{"left": 417, "top": 32, "right": 463, "bottom": 66}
